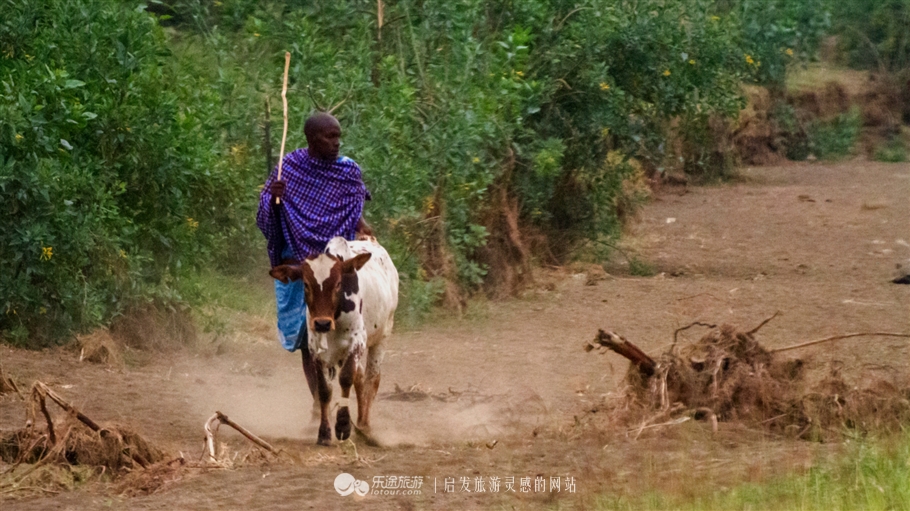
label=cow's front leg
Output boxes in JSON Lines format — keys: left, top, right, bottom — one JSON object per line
{"left": 301, "top": 347, "right": 320, "bottom": 421}
{"left": 313, "top": 358, "right": 333, "bottom": 446}
{"left": 335, "top": 352, "right": 357, "bottom": 441}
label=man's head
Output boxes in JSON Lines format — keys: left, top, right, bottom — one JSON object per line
{"left": 304, "top": 113, "right": 341, "bottom": 161}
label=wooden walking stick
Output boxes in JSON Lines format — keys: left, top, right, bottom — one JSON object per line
{"left": 276, "top": 51, "right": 291, "bottom": 204}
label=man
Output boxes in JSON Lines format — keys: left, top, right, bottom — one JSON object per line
{"left": 257, "top": 112, "right": 372, "bottom": 352}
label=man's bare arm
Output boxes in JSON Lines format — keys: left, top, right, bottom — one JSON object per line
{"left": 356, "top": 217, "right": 373, "bottom": 237}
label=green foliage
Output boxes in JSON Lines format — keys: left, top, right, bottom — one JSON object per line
{"left": 162, "top": 0, "right": 757, "bottom": 277}
{"left": 0, "top": 0, "right": 255, "bottom": 345}
{"left": 874, "top": 138, "right": 908, "bottom": 162}
{"left": 719, "top": 0, "right": 831, "bottom": 88}
{"left": 809, "top": 107, "right": 862, "bottom": 159}
{"left": 628, "top": 257, "right": 656, "bottom": 277}
{"left": 773, "top": 101, "right": 812, "bottom": 160}
{"left": 1, "top": 0, "right": 835, "bottom": 343}
{"left": 832, "top": 0, "right": 910, "bottom": 72}
{"left": 396, "top": 277, "right": 446, "bottom": 329}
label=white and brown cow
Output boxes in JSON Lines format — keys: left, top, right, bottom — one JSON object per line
{"left": 269, "top": 236, "right": 398, "bottom": 445}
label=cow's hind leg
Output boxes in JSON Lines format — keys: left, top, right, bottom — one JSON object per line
{"left": 312, "top": 359, "right": 333, "bottom": 446}
{"left": 356, "top": 344, "right": 383, "bottom": 433}
{"left": 335, "top": 354, "right": 358, "bottom": 441}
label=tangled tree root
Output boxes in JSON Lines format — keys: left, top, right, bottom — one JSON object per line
{"left": 0, "top": 382, "right": 166, "bottom": 497}
{"left": 586, "top": 318, "right": 910, "bottom": 441}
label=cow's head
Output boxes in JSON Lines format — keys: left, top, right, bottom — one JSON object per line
{"left": 269, "top": 252, "right": 372, "bottom": 333}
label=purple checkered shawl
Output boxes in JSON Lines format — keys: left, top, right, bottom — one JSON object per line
{"left": 257, "top": 148, "right": 371, "bottom": 267}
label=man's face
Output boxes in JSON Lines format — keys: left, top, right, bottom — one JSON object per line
{"left": 309, "top": 120, "right": 341, "bottom": 161}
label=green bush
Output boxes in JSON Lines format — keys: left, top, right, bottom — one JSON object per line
{"left": 874, "top": 138, "right": 908, "bottom": 162}
{"left": 0, "top": 0, "right": 254, "bottom": 346}
{"left": 808, "top": 107, "right": 862, "bottom": 159}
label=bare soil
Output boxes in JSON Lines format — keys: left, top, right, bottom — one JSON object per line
{"left": 2, "top": 160, "right": 909, "bottom": 510}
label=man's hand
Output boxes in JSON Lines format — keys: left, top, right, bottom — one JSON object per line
{"left": 356, "top": 217, "right": 374, "bottom": 238}
{"left": 269, "top": 180, "right": 286, "bottom": 203}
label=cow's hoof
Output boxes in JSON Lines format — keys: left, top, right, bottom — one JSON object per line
{"left": 335, "top": 407, "right": 352, "bottom": 440}
{"left": 317, "top": 423, "right": 332, "bottom": 446}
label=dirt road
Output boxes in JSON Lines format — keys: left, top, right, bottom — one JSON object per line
{"left": 2, "top": 161, "right": 908, "bottom": 510}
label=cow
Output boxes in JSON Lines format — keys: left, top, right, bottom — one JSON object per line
{"left": 269, "top": 236, "right": 399, "bottom": 445}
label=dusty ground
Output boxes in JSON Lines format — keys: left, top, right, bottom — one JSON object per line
{"left": 1, "top": 160, "right": 908, "bottom": 510}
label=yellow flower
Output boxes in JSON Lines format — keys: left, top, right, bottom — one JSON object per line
{"left": 39, "top": 307, "right": 47, "bottom": 315}
{"left": 514, "top": 70, "right": 524, "bottom": 77}
{"left": 15, "top": 133, "right": 23, "bottom": 142}
{"left": 663, "top": 69, "right": 671, "bottom": 77}
{"left": 186, "top": 217, "right": 199, "bottom": 230}
{"left": 40, "top": 246, "right": 53, "bottom": 261}
{"left": 745, "top": 54, "right": 755, "bottom": 65}
{"left": 785, "top": 48, "right": 794, "bottom": 56}
{"left": 710, "top": 15, "right": 720, "bottom": 21}
{"left": 688, "top": 59, "right": 696, "bottom": 65}
{"left": 119, "top": 249, "right": 128, "bottom": 259}
{"left": 599, "top": 82, "right": 610, "bottom": 91}
{"left": 254, "top": 33, "right": 260, "bottom": 37}
{"left": 472, "top": 157, "right": 480, "bottom": 164}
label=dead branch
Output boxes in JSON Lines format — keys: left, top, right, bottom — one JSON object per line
{"left": 672, "top": 321, "right": 717, "bottom": 349}
{"left": 31, "top": 386, "right": 56, "bottom": 445}
{"left": 771, "top": 332, "right": 910, "bottom": 353}
{"left": 587, "top": 330, "right": 656, "bottom": 377}
{"left": 204, "top": 412, "right": 279, "bottom": 463}
{"left": 215, "top": 412, "right": 278, "bottom": 455}
{"left": 630, "top": 416, "right": 690, "bottom": 438}
{"left": 0, "top": 365, "right": 23, "bottom": 399}
{"left": 746, "top": 311, "right": 780, "bottom": 335}
{"left": 34, "top": 382, "right": 103, "bottom": 433}
{"left": 204, "top": 413, "right": 220, "bottom": 462}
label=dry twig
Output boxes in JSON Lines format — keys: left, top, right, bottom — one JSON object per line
{"left": 771, "top": 332, "right": 910, "bottom": 353}
{"left": 746, "top": 312, "right": 780, "bottom": 335}
{"left": 672, "top": 321, "right": 717, "bottom": 350}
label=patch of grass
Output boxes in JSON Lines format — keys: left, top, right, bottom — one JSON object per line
{"left": 395, "top": 277, "right": 446, "bottom": 330}
{"left": 179, "top": 270, "right": 275, "bottom": 318}
{"left": 629, "top": 257, "right": 656, "bottom": 277}
{"left": 786, "top": 64, "right": 871, "bottom": 96}
{"left": 809, "top": 107, "right": 862, "bottom": 160}
{"left": 874, "top": 139, "right": 908, "bottom": 162}
{"left": 595, "top": 433, "right": 910, "bottom": 510}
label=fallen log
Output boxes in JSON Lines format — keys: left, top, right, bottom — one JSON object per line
{"left": 585, "top": 330, "right": 656, "bottom": 377}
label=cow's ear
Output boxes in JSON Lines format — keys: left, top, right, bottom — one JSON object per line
{"left": 341, "top": 252, "right": 371, "bottom": 273}
{"left": 269, "top": 265, "right": 302, "bottom": 283}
